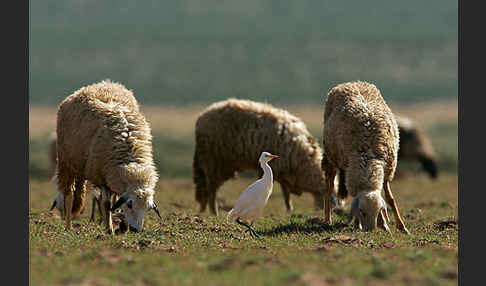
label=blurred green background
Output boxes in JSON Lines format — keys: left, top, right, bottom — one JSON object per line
{"left": 29, "top": 0, "right": 457, "bottom": 106}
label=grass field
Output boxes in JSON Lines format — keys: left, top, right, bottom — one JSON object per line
{"left": 29, "top": 101, "right": 458, "bottom": 285}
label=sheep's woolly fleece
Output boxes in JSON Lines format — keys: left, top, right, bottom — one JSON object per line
{"left": 323, "top": 81, "right": 399, "bottom": 196}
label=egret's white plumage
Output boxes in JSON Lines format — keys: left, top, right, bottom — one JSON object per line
{"left": 227, "top": 152, "right": 279, "bottom": 237}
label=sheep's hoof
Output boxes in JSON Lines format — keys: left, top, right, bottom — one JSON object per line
{"left": 324, "top": 217, "right": 332, "bottom": 225}
{"left": 399, "top": 225, "right": 410, "bottom": 235}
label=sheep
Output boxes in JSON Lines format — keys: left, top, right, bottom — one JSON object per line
{"left": 395, "top": 115, "right": 439, "bottom": 179}
{"left": 322, "top": 81, "right": 409, "bottom": 234}
{"left": 56, "top": 79, "right": 161, "bottom": 233}
{"left": 193, "top": 98, "right": 332, "bottom": 216}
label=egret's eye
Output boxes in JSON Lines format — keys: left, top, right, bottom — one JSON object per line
{"left": 127, "top": 200, "right": 133, "bottom": 209}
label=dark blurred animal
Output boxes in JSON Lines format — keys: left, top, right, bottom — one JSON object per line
{"left": 395, "top": 115, "right": 439, "bottom": 179}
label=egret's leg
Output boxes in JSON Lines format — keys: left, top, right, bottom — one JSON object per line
{"left": 236, "top": 218, "right": 260, "bottom": 238}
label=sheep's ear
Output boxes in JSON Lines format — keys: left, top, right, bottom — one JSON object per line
{"left": 152, "top": 202, "right": 162, "bottom": 219}
{"left": 49, "top": 199, "right": 57, "bottom": 211}
{"left": 111, "top": 193, "right": 128, "bottom": 211}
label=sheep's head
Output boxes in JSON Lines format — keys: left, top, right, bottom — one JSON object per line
{"left": 347, "top": 190, "right": 390, "bottom": 233}
{"left": 112, "top": 190, "right": 161, "bottom": 232}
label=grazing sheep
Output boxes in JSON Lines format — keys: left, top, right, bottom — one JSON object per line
{"left": 322, "top": 81, "right": 409, "bottom": 234}
{"left": 395, "top": 115, "right": 439, "bottom": 179}
{"left": 56, "top": 80, "right": 161, "bottom": 233}
{"left": 193, "top": 98, "right": 330, "bottom": 216}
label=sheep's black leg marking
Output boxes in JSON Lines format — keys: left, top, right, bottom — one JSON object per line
{"left": 236, "top": 217, "right": 260, "bottom": 238}
{"left": 90, "top": 197, "right": 98, "bottom": 223}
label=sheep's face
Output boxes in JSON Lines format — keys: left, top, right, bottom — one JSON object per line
{"left": 113, "top": 191, "right": 161, "bottom": 233}
{"left": 121, "top": 195, "right": 149, "bottom": 232}
{"left": 348, "top": 190, "right": 390, "bottom": 232}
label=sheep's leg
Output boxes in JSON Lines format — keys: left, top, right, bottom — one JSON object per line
{"left": 64, "top": 190, "right": 74, "bottom": 230}
{"left": 206, "top": 175, "right": 222, "bottom": 216}
{"left": 383, "top": 181, "right": 410, "bottom": 234}
{"left": 56, "top": 167, "right": 75, "bottom": 230}
{"left": 312, "top": 191, "right": 324, "bottom": 211}
{"left": 199, "top": 198, "right": 208, "bottom": 213}
{"left": 281, "top": 184, "right": 294, "bottom": 212}
{"left": 111, "top": 194, "right": 118, "bottom": 206}
{"left": 208, "top": 188, "right": 219, "bottom": 216}
{"left": 337, "top": 170, "right": 348, "bottom": 200}
{"left": 354, "top": 216, "right": 362, "bottom": 230}
{"left": 90, "top": 196, "right": 97, "bottom": 223}
{"left": 94, "top": 194, "right": 103, "bottom": 225}
{"left": 99, "top": 188, "right": 114, "bottom": 234}
{"left": 324, "top": 168, "right": 337, "bottom": 224}
{"left": 195, "top": 178, "right": 208, "bottom": 213}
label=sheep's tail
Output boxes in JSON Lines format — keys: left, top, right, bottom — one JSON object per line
{"left": 193, "top": 148, "right": 208, "bottom": 205}
{"left": 71, "top": 180, "right": 87, "bottom": 217}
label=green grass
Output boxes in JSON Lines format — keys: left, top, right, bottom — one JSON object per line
{"left": 30, "top": 172, "right": 458, "bottom": 285}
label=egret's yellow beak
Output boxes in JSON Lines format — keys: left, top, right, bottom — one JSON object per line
{"left": 268, "top": 154, "right": 280, "bottom": 159}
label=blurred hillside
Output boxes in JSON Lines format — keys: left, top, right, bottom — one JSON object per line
{"left": 30, "top": 0, "right": 457, "bottom": 106}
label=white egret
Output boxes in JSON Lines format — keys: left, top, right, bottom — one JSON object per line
{"left": 227, "top": 151, "right": 279, "bottom": 238}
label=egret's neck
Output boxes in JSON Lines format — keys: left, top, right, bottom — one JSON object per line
{"left": 260, "top": 161, "right": 273, "bottom": 183}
